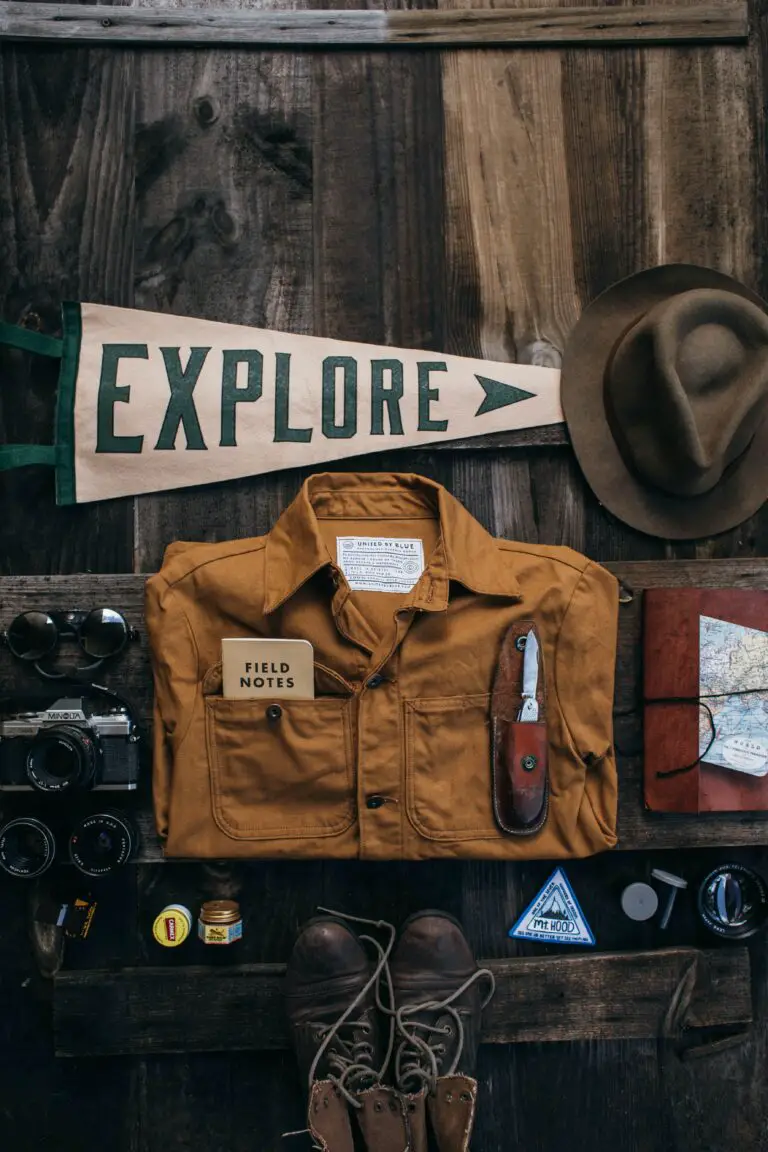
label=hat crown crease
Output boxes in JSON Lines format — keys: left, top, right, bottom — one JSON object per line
{"left": 608, "top": 288, "right": 768, "bottom": 498}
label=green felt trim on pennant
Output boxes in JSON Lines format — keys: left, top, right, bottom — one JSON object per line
{"left": 0, "top": 444, "right": 59, "bottom": 470}
{"left": 54, "top": 301, "right": 82, "bottom": 506}
{"left": 0, "top": 318, "right": 64, "bottom": 472}
{"left": 0, "top": 321, "right": 63, "bottom": 358}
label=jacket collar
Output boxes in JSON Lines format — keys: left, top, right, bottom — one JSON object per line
{"left": 264, "top": 473, "right": 521, "bottom": 614}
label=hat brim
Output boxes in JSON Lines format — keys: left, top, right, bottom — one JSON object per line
{"left": 561, "top": 264, "right": 768, "bottom": 540}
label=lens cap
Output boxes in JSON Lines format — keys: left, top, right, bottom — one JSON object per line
{"left": 697, "top": 864, "right": 768, "bottom": 940}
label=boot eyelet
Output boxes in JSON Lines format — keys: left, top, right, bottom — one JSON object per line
{"left": 442, "top": 1025, "right": 452, "bottom": 1035}
{"left": 460, "top": 1091, "right": 472, "bottom": 1103}
{"left": 323, "top": 1097, "right": 329, "bottom": 1108}
{"left": 373, "top": 1101, "right": 384, "bottom": 1113}
{"left": 408, "top": 1102, "right": 416, "bottom": 1113}
{"left": 445, "top": 1091, "right": 453, "bottom": 1103}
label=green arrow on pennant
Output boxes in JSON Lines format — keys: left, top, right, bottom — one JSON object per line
{"left": 474, "top": 375, "right": 536, "bottom": 416}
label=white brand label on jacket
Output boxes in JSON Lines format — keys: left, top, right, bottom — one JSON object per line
{"left": 337, "top": 537, "right": 425, "bottom": 593}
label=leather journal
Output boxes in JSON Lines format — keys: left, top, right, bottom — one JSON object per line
{"left": 644, "top": 588, "right": 768, "bottom": 814}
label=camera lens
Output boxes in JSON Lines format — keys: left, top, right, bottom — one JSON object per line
{"left": 698, "top": 864, "right": 768, "bottom": 939}
{"left": 0, "top": 817, "right": 56, "bottom": 878}
{"left": 80, "top": 608, "right": 128, "bottom": 659}
{"left": 6, "top": 611, "right": 58, "bottom": 661}
{"left": 26, "top": 726, "right": 98, "bottom": 793}
{"left": 68, "top": 811, "right": 137, "bottom": 876}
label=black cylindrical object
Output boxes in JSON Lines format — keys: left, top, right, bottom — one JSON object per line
{"left": 0, "top": 816, "right": 57, "bottom": 879}
{"left": 68, "top": 810, "right": 138, "bottom": 877}
{"left": 697, "top": 864, "right": 768, "bottom": 940}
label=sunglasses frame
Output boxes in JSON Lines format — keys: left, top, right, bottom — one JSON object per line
{"left": 1, "top": 608, "right": 139, "bottom": 679}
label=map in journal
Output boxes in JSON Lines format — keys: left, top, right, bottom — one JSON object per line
{"left": 699, "top": 616, "right": 768, "bottom": 777}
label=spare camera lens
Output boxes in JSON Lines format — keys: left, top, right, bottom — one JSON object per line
{"left": 26, "top": 727, "right": 98, "bottom": 793}
{"left": 68, "top": 811, "right": 137, "bottom": 876}
{"left": 0, "top": 817, "right": 56, "bottom": 878}
{"left": 698, "top": 864, "right": 768, "bottom": 940}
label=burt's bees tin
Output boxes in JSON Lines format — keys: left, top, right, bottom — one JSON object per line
{"left": 198, "top": 900, "right": 243, "bottom": 945}
{"left": 153, "top": 904, "right": 193, "bottom": 947}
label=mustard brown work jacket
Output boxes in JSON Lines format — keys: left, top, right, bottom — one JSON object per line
{"left": 146, "top": 473, "right": 620, "bottom": 860}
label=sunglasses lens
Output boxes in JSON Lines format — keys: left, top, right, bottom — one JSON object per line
{"left": 80, "top": 608, "right": 128, "bottom": 659}
{"left": 6, "top": 612, "right": 57, "bottom": 660}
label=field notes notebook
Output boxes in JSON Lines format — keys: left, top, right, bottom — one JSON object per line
{"left": 644, "top": 589, "right": 768, "bottom": 814}
{"left": 222, "top": 639, "right": 315, "bottom": 699}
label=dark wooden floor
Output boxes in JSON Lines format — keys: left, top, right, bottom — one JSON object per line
{"left": 2, "top": 3, "right": 768, "bottom": 1148}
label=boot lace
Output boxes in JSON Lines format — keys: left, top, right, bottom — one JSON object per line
{"left": 393, "top": 967, "right": 496, "bottom": 1096}
{"left": 306, "top": 908, "right": 397, "bottom": 1110}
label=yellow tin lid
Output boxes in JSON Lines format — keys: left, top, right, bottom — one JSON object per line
{"left": 153, "top": 904, "right": 192, "bottom": 947}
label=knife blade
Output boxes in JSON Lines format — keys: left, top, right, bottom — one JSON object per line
{"left": 518, "top": 631, "right": 540, "bottom": 722}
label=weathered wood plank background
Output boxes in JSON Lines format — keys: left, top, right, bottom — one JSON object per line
{"left": 1, "top": 0, "right": 768, "bottom": 1148}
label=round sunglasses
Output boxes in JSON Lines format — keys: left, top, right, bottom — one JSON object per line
{"left": 2, "top": 609, "right": 138, "bottom": 676}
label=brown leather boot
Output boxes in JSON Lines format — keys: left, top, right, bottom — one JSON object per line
{"left": 390, "top": 912, "right": 495, "bottom": 1152}
{"left": 286, "top": 912, "right": 406, "bottom": 1152}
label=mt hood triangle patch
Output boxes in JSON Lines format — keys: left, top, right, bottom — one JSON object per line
{"left": 509, "top": 868, "right": 595, "bottom": 946}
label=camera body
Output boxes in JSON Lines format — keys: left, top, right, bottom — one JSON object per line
{"left": 0, "top": 696, "right": 139, "bottom": 793}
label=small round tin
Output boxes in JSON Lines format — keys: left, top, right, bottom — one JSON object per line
{"left": 621, "top": 882, "right": 659, "bottom": 922}
{"left": 697, "top": 864, "right": 768, "bottom": 940}
{"left": 152, "top": 904, "right": 193, "bottom": 947}
{"left": 198, "top": 900, "right": 243, "bottom": 946}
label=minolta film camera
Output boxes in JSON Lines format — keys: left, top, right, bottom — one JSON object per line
{"left": 0, "top": 696, "right": 140, "bottom": 794}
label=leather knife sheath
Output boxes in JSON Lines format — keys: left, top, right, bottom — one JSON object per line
{"left": 491, "top": 621, "right": 549, "bottom": 836}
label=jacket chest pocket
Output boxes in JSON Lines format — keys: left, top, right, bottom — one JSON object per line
{"left": 405, "top": 693, "right": 498, "bottom": 840}
{"left": 205, "top": 697, "right": 355, "bottom": 841}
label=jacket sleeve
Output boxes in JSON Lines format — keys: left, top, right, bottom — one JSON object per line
{"left": 555, "top": 560, "right": 619, "bottom": 762}
{"left": 144, "top": 574, "right": 200, "bottom": 841}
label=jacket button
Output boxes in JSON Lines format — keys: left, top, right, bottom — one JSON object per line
{"left": 366, "top": 795, "right": 385, "bottom": 809}
{"left": 265, "top": 704, "right": 282, "bottom": 722}
{"left": 367, "top": 674, "right": 385, "bottom": 689}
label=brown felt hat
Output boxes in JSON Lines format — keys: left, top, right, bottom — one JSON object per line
{"left": 561, "top": 265, "right": 768, "bottom": 539}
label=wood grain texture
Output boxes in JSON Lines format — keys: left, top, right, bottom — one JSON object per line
{"left": 53, "top": 946, "right": 751, "bottom": 1055}
{"left": 313, "top": 35, "right": 445, "bottom": 351}
{"left": 440, "top": 0, "right": 580, "bottom": 366}
{"left": 0, "top": 971, "right": 139, "bottom": 1151}
{"left": 132, "top": 0, "right": 315, "bottom": 571}
{"left": 0, "top": 3, "right": 748, "bottom": 46}
{"left": 659, "top": 866, "right": 768, "bottom": 1152}
{"left": 389, "top": 4, "right": 748, "bottom": 44}
{"left": 0, "top": 23, "right": 135, "bottom": 575}
{"left": 486, "top": 1038, "right": 672, "bottom": 1152}
{"left": 562, "top": 38, "right": 652, "bottom": 307}
{"left": 135, "top": 1050, "right": 302, "bottom": 1152}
